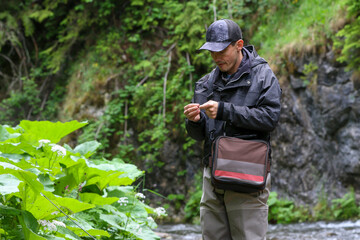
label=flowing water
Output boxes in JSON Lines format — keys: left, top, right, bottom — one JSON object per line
{"left": 157, "top": 220, "right": 360, "bottom": 240}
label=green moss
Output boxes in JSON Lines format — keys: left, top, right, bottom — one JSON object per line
{"left": 251, "top": 0, "right": 343, "bottom": 60}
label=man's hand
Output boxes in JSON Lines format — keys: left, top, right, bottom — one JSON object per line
{"left": 184, "top": 103, "right": 201, "bottom": 122}
{"left": 200, "top": 100, "right": 218, "bottom": 119}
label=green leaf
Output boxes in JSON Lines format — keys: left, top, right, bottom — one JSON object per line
{"left": 0, "top": 206, "right": 45, "bottom": 240}
{"left": 38, "top": 174, "right": 55, "bottom": 192}
{"left": 20, "top": 210, "right": 39, "bottom": 233}
{"left": 55, "top": 226, "right": 82, "bottom": 240}
{"left": 0, "top": 203, "right": 22, "bottom": 215}
{"left": 87, "top": 159, "right": 143, "bottom": 189}
{"left": 0, "top": 153, "right": 28, "bottom": 163}
{"left": 0, "top": 142, "right": 34, "bottom": 155}
{"left": 19, "top": 120, "right": 88, "bottom": 145}
{"left": 0, "top": 163, "right": 44, "bottom": 194}
{"left": 73, "top": 141, "right": 101, "bottom": 158}
{"left": 27, "top": 192, "right": 95, "bottom": 219}
{"left": 67, "top": 227, "right": 110, "bottom": 238}
{"left": 29, "top": 10, "right": 54, "bottom": 22}
{"left": 79, "top": 193, "right": 119, "bottom": 205}
{"left": 0, "top": 174, "right": 21, "bottom": 194}
{"left": 99, "top": 214, "right": 126, "bottom": 230}
{"left": 0, "top": 125, "right": 20, "bottom": 142}
{"left": 125, "top": 221, "right": 160, "bottom": 240}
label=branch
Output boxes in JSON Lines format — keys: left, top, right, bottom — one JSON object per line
{"left": 186, "top": 52, "right": 193, "bottom": 93}
{"left": 31, "top": 35, "right": 39, "bottom": 65}
{"left": 163, "top": 50, "right": 173, "bottom": 123}
{"left": 136, "top": 75, "right": 149, "bottom": 87}
{"left": 38, "top": 77, "right": 49, "bottom": 96}
{"left": 213, "top": 0, "right": 217, "bottom": 21}
{"left": 166, "top": 43, "right": 177, "bottom": 55}
{"left": 124, "top": 99, "right": 128, "bottom": 141}
{"left": 226, "top": 0, "right": 233, "bottom": 19}
{"left": 0, "top": 53, "right": 18, "bottom": 77}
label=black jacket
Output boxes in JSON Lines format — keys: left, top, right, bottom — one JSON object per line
{"left": 186, "top": 46, "right": 282, "bottom": 165}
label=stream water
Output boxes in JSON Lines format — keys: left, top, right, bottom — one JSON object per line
{"left": 156, "top": 220, "right": 360, "bottom": 240}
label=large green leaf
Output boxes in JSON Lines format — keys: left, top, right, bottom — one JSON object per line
{"left": 0, "top": 125, "right": 20, "bottom": 142}
{"left": 86, "top": 159, "right": 143, "bottom": 189}
{"left": 21, "top": 223, "right": 47, "bottom": 240}
{"left": 0, "top": 142, "right": 34, "bottom": 155}
{"left": 0, "top": 153, "right": 30, "bottom": 163}
{"left": 79, "top": 193, "right": 119, "bottom": 205}
{"left": 86, "top": 171, "right": 133, "bottom": 190}
{"left": 0, "top": 162, "right": 44, "bottom": 194}
{"left": 73, "top": 141, "right": 101, "bottom": 158}
{"left": 0, "top": 203, "right": 22, "bottom": 216}
{"left": 38, "top": 174, "right": 55, "bottom": 192}
{"left": 0, "top": 174, "right": 21, "bottom": 195}
{"left": 66, "top": 227, "right": 110, "bottom": 238}
{"left": 19, "top": 120, "right": 88, "bottom": 144}
{"left": 0, "top": 206, "right": 45, "bottom": 240}
{"left": 124, "top": 221, "right": 160, "bottom": 240}
{"left": 54, "top": 226, "right": 82, "bottom": 240}
{"left": 24, "top": 192, "right": 91, "bottom": 219}
{"left": 99, "top": 214, "right": 126, "bottom": 230}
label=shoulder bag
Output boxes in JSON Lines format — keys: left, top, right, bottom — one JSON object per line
{"left": 210, "top": 135, "right": 270, "bottom": 193}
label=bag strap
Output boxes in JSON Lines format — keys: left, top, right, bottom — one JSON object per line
{"left": 206, "top": 69, "right": 218, "bottom": 142}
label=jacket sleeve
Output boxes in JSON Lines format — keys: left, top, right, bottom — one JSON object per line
{"left": 185, "top": 112, "right": 207, "bottom": 141}
{"left": 216, "top": 66, "right": 281, "bottom": 132}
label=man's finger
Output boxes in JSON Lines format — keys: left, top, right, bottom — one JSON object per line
{"left": 184, "top": 103, "right": 199, "bottom": 111}
{"left": 199, "top": 102, "right": 211, "bottom": 110}
{"left": 184, "top": 105, "right": 199, "bottom": 114}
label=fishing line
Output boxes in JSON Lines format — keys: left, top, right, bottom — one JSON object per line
{"left": 40, "top": 192, "right": 97, "bottom": 240}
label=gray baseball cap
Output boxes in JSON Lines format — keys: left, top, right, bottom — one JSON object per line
{"left": 199, "top": 19, "right": 242, "bottom": 52}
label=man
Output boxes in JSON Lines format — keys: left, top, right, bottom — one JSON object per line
{"left": 183, "top": 19, "right": 281, "bottom": 239}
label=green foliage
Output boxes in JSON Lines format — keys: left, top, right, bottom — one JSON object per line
{"left": 301, "top": 62, "right": 318, "bottom": 87}
{"left": 0, "top": 120, "right": 166, "bottom": 239}
{"left": 0, "top": 78, "right": 40, "bottom": 124}
{"left": 268, "top": 190, "right": 360, "bottom": 224}
{"left": 183, "top": 172, "right": 203, "bottom": 223}
{"left": 251, "top": 0, "right": 343, "bottom": 58}
{"left": 167, "top": 194, "right": 185, "bottom": 211}
{"left": 0, "top": 74, "right": 65, "bottom": 125}
{"left": 330, "top": 189, "right": 360, "bottom": 220}
{"left": 334, "top": 0, "right": 360, "bottom": 71}
{"left": 268, "top": 192, "right": 310, "bottom": 224}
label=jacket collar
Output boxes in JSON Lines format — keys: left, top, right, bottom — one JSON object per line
{"left": 213, "top": 47, "right": 254, "bottom": 90}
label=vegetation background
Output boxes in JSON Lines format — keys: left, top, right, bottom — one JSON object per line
{"left": 1, "top": 0, "right": 360, "bottom": 238}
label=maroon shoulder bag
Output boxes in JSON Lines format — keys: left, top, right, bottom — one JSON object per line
{"left": 210, "top": 135, "right": 270, "bottom": 193}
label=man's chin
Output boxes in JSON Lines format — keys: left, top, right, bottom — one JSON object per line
{"left": 217, "top": 65, "right": 227, "bottom": 72}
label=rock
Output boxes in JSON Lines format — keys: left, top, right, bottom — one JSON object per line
{"left": 271, "top": 49, "right": 360, "bottom": 205}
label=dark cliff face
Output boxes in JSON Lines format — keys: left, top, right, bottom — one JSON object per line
{"left": 270, "top": 49, "right": 360, "bottom": 204}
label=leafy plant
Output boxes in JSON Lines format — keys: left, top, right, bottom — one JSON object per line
{"left": 334, "top": 0, "right": 360, "bottom": 71}
{"left": 301, "top": 62, "right": 318, "bottom": 87}
{"left": 268, "top": 192, "right": 310, "bottom": 224}
{"left": 183, "top": 172, "right": 202, "bottom": 223}
{"left": 330, "top": 189, "right": 360, "bottom": 220}
{"left": 0, "top": 120, "right": 166, "bottom": 239}
{"left": 269, "top": 189, "right": 360, "bottom": 224}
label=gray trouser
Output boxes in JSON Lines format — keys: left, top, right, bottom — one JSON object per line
{"left": 200, "top": 167, "right": 270, "bottom": 240}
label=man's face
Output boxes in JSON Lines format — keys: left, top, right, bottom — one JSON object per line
{"left": 210, "top": 40, "right": 243, "bottom": 75}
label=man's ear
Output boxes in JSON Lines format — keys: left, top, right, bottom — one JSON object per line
{"left": 236, "top": 39, "right": 244, "bottom": 51}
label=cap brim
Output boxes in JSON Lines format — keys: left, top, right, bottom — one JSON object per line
{"left": 198, "top": 42, "right": 232, "bottom": 52}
